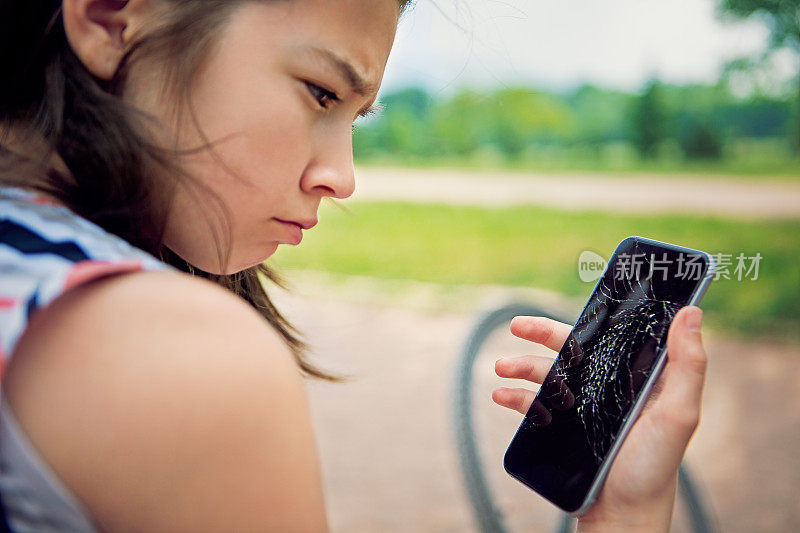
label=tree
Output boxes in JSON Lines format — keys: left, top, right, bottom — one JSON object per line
{"left": 430, "top": 88, "right": 492, "bottom": 157}
{"left": 680, "top": 122, "right": 724, "bottom": 160}
{"left": 719, "top": 0, "right": 800, "bottom": 150}
{"left": 631, "top": 79, "right": 668, "bottom": 159}
{"left": 488, "top": 87, "right": 573, "bottom": 160}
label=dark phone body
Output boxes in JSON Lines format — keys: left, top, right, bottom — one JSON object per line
{"left": 503, "top": 236, "right": 716, "bottom": 516}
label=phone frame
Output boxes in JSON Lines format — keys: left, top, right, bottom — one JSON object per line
{"left": 503, "top": 235, "right": 717, "bottom": 516}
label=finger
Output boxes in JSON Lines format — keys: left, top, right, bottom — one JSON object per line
{"left": 491, "top": 386, "right": 537, "bottom": 416}
{"left": 509, "top": 316, "right": 572, "bottom": 353}
{"left": 527, "top": 399, "right": 553, "bottom": 426}
{"left": 495, "top": 354, "right": 555, "bottom": 384}
{"left": 541, "top": 375, "right": 575, "bottom": 410}
{"left": 642, "top": 371, "right": 666, "bottom": 412}
{"left": 654, "top": 306, "right": 707, "bottom": 432}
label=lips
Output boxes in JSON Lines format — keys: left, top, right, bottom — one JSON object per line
{"left": 273, "top": 217, "right": 317, "bottom": 245}
{"left": 275, "top": 218, "right": 317, "bottom": 230}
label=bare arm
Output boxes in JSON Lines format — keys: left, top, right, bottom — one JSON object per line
{"left": 3, "top": 270, "right": 328, "bottom": 532}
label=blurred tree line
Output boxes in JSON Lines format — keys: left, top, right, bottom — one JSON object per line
{"left": 354, "top": 0, "right": 799, "bottom": 172}
{"left": 718, "top": 0, "right": 799, "bottom": 151}
{"left": 353, "top": 79, "right": 798, "bottom": 169}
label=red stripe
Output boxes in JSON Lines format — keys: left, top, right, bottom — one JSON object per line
{"left": 63, "top": 260, "right": 144, "bottom": 292}
{"left": 28, "top": 196, "right": 63, "bottom": 207}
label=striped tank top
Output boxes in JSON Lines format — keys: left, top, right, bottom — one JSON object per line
{"left": 0, "top": 186, "right": 171, "bottom": 531}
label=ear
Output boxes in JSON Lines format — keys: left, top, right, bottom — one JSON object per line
{"left": 62, "top": 0, "right": 152, "bottom": 80}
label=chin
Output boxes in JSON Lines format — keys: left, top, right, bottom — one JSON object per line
{"left": 223, "top": 244, "right": 280, "bottom": 274}
{"left": 165, "top": 243, "right": 278, "bottom": 276}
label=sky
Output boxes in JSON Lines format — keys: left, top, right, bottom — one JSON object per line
{"left": 380, "top": 0, "right": 798, "bottom": 98}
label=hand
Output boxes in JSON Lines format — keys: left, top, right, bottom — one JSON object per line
{"left": 492, "top": 306, "right": 707, "bottom": 531}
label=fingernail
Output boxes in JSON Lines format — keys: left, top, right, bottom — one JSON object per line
{"left": 687, "top": 307, "right": 703, "bottom": 331}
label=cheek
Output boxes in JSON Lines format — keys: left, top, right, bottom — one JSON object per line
{"left": 186, "top": 77, "right": 311, "bottom": 198}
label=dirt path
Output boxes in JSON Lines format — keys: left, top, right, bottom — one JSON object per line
{"left": 271, "top": 272, "right": 800, "bottom": 533}
{"left": 352, "top": 167, "right": 800, "bottom": 219}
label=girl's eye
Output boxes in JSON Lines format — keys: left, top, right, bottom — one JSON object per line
{"left": 305, "top": 81, "right": 340, "bottom": 110}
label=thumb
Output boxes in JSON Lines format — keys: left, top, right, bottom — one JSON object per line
{"left": 654, "top": 305, "right": 707, "bottom": 435}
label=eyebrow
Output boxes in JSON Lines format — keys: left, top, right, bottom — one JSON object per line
{"left": 293, "top": 44, "right": 383, "bottom": 118}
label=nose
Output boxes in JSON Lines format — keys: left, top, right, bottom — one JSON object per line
{"left": 300, "top": 126, "right": 356, "bottom": 200}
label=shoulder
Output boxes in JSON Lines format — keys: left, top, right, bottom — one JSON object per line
{"left": 3, "top": 270, "right": 328, "bottom": 532}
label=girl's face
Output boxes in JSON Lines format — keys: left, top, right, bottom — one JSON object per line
{"left": 129, "top": 1, "right": 399, "bottom": 273}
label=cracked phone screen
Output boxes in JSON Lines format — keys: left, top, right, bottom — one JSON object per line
{"left": 504, "top": 237, "right": 711, "bottom": 513}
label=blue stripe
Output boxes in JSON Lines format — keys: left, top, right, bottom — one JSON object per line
{"left": 0, "top": 220, "right": 89, "bottom": 263}
{"left": 25, "top": 293, "right": 38, "bottom": 320}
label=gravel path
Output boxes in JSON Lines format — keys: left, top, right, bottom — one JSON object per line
{"left": 352, "top": 167, "right": 800, "bottom": 219}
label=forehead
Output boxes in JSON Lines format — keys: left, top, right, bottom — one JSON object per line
{"left": 265, "top": 0, "right": 399, "bottom": 91}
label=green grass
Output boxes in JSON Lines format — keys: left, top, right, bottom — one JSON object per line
{"left": 272, "top": 202, "right": 800, "bottom": 342}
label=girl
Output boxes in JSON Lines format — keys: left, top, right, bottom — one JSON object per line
{"left": 0, "top": 0, "right": 709, "bottom": 531}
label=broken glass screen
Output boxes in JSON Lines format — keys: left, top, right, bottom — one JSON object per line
{"left": 504, "top": 237, "right": 712, "bottom": 513}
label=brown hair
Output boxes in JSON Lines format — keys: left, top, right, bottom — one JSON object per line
{"left": 0, "top": 0, "right": 414, "bottom": 381}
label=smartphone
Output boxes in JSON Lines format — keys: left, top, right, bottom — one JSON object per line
{"left": 503, "top": 236, "right": 716, "bottom": 516}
